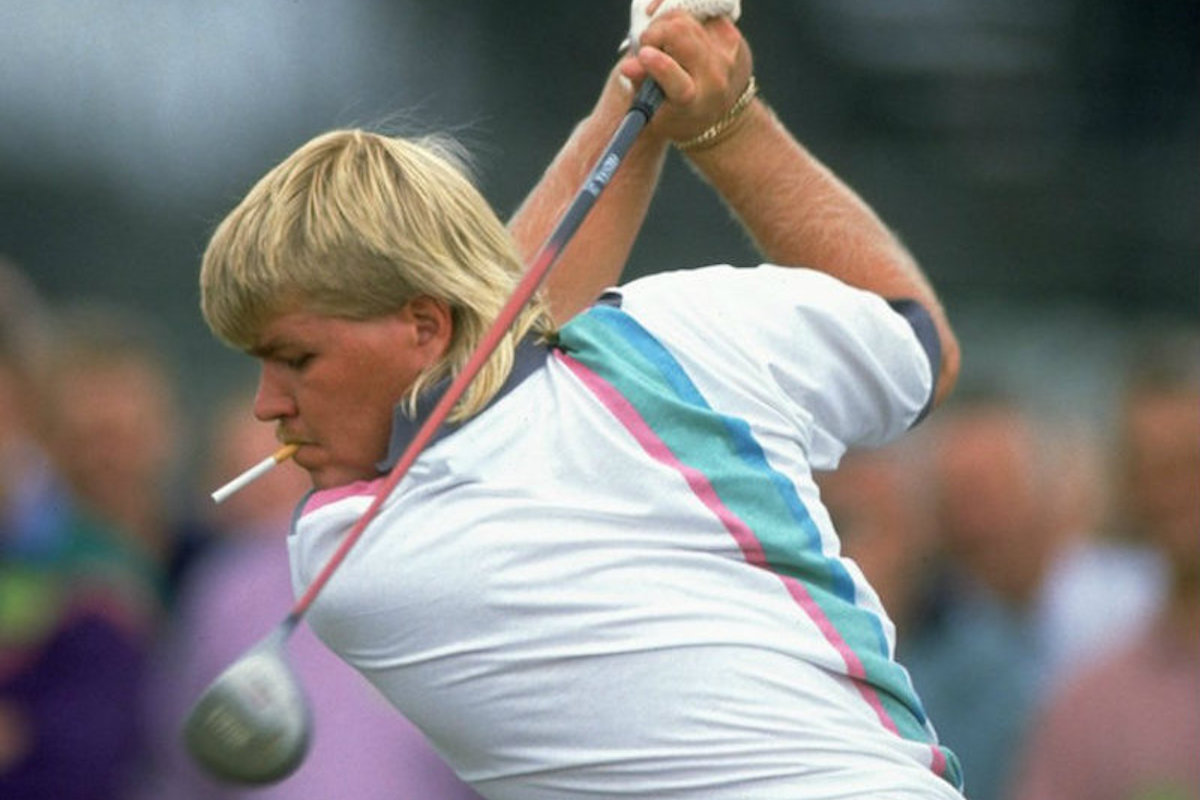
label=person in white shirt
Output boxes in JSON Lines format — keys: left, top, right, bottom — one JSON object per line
{"left": 198, "top": 6, "right": 964, "bottom": 798}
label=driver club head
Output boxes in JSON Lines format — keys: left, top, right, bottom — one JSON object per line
{"left": 183, "top": 625, "right": 311, "bottom": 784}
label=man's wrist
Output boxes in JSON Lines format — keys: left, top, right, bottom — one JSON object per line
{"left": 674, "top": 76, "right": 759, "bottom": 153}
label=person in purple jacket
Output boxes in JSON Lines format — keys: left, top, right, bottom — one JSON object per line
{"left": 1, "top": 262, "right": 162, "bottom": 800}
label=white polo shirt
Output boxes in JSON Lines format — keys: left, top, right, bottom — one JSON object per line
{"left": 290, "top": 265, "right": 965, "bottom": 799}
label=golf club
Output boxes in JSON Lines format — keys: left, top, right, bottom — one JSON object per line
{"left": 183, "top": 77, "right": 666, "bottom": 784}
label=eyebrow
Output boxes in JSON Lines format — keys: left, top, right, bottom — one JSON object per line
{"left": 246, "top": 314, "right": 320, "bottom": 359}
{"left": 247, "top": 339, "right": 288, "bottom": 359}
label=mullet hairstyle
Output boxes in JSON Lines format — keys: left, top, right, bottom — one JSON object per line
{"left": 200, "top": 129, "right": 555, "bottom": 423}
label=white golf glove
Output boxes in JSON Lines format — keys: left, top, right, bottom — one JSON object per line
{"left": 623, "top": 0, "right": 742, "bottom": 53}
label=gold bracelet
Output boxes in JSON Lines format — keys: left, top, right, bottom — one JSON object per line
{"left": 675, "top": 76, "right": 759, "bottom": 153}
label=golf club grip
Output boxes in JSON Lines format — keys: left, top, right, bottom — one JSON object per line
{"left": 289, "top": 81, "right": 665, "bottom": 620}
{"left": 537, "top": 79, "right": 663, "bottom": 264}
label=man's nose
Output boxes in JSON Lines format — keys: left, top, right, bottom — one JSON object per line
{"left": 253, "top": 363, "right": 296, "bottom": 422}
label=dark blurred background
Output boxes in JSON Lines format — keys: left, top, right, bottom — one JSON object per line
{"left": 2, "top": 0, "right": 1197, "bottom": 427}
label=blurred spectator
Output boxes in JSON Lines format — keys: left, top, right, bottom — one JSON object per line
{"left": 816, "top": 434, "right": 939, "bottom": 638}
{"left": 0, "top": 258, "right": 54, "bottom": 556}
{"left": 899, "top": 391, "right": 1163, "bottom": 800}
{"left": 1, "top": 258, "right": 52, "bottom": 787}
{"left": 133, "top": 392, "right": 482, "bottom": 799}
{"left": 37, "top": 304, "right": 215, "bottom": 605}
{"left": 1011, "top": 327, "right": 1200, "bottom": 800}
{"left": 1, "top": 270, "right": 160, "bottom": 799}
{"left": 1030, "top": 414, "right": 1164, "bottom": 687}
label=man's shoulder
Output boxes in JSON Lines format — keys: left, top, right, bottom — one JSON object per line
{"left": 620, "top": 263, "right": 843, "bottom": 295}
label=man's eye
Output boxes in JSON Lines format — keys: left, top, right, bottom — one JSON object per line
{"left": 286, "top": 354, "right": 313, "bottom": 370}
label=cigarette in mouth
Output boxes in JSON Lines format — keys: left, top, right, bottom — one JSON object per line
{"left": 211, "top": 443, "right": 300, "bottom": 504}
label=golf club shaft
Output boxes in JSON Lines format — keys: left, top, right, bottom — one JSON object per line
{"left": 289, "top": 80, "right": 665, "bottom": 620}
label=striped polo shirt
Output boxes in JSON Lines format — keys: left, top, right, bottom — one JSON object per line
{"left": 290, "top": 264, "right": 964, "bottom": 799}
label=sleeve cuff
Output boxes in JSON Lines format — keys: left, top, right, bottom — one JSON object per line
{"left": 887, "top": 298, "right": 940, "bottom": 427}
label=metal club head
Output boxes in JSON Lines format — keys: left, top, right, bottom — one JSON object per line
{"left": 183, "top": 623, "right": 311, "bottom": 784}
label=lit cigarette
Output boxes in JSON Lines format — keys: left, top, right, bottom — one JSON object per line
{"left": 211, "top": 443, "right": 300, "bottom": 504}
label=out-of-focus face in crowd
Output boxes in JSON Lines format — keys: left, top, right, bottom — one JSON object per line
{"left": 931, "top": 404, "right": 1054, "bottom": 606}
{"left": 48, "top": 359, "right": 174, "bottom": 522}
{"left": 1121, "top": 383, "right": 1200, "bottom": 580}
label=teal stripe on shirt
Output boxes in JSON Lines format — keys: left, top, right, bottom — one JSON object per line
{"left": 558, "top": 304, "right": 955, "bottom": 771}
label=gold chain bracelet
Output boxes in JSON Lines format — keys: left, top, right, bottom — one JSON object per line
{"left": 675, "top": 76, "right": 759, "bottom": 153}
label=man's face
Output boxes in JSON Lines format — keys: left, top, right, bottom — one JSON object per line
{"left": 1123, "top": 388, "right": 1200, "bottom": 571}
{"left": 249, "top": 299, "right": 451, "bottom": 490}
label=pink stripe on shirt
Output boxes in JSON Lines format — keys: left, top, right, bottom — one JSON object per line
{"left": 557, "top": 351, "right": 902, "bottom": 737}
{"left": 301, "top": 476, "right": 387, "bottom": 516}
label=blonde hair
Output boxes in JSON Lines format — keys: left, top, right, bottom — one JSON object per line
{"left": 200, "top": 129, "right": 554, "bottom": 422}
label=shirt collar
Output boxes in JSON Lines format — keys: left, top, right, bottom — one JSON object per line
{"left": 375, "top": 333, "right": 553, "bottom": 472}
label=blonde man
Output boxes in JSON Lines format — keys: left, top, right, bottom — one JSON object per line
{"left": 201, "top": 10, "right": 963, "bottom": 800}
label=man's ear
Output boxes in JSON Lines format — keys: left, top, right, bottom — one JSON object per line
{"left": 404, "top": 295, "right": 454, "bottom": 353}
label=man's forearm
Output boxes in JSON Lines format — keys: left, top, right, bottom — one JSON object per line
{"left": 683, "top": 99, "right": 960, "bottom": 404}
{"left": 508, "top": 71, "right": 670, "bottom": 324}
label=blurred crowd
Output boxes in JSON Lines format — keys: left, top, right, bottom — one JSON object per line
{"left": 821, "top": 334, "right": 1200, "bottom": 800}
{"left": 1, "top": 252, "right": 1197, "bottom": 800}
{"left": 0, "top": 258, "right": 482, "bottom": 800}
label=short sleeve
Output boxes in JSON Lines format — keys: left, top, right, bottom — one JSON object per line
{"left": 613, "top": 265, "right": 936, "bottom": 468}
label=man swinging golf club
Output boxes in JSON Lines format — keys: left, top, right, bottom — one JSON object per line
{"left": 195, "top": 1, "right": 966, "bottom": 797}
